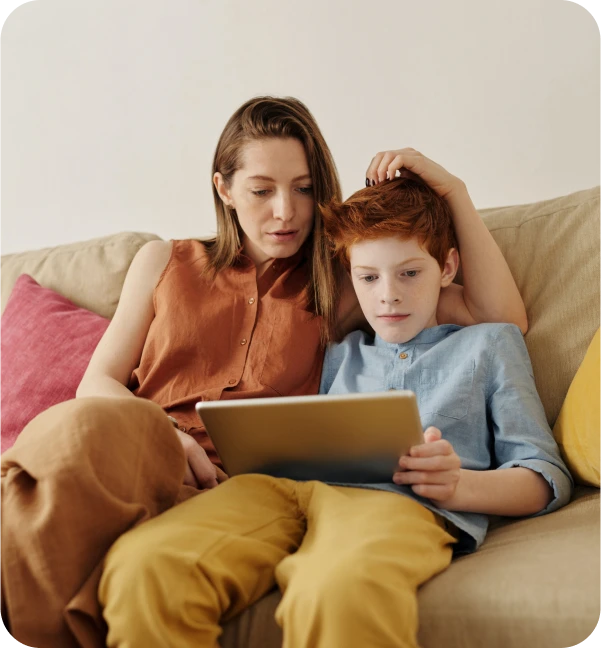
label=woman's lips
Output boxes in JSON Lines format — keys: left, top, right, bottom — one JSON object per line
{"left": 269, "top": 230, "right": 298, "bottom": 242}
{"left": 378, "top": 314, "right": 410, "bottom": 322}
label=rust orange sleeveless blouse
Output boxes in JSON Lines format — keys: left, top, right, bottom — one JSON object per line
{"left": 128, "top": 239, "right": 325, "bottom": 468}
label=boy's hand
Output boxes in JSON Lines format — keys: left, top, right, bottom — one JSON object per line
{"left": 392, "top": 427, "right": 461, "bottom": 504}
{"left": 365, "top": 148, "right": 466, "bottom": 201}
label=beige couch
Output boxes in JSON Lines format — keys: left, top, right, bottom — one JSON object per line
{"left": 2, "top": 186, "right": 599, "bottom": 648}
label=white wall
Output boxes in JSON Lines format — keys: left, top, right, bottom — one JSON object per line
{"left": 1, "top": 0, "right": 599, "bottom": 254}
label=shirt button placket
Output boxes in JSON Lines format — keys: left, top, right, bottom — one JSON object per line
{"left": 394, "top": 347, "right": 410, "bottom": 391}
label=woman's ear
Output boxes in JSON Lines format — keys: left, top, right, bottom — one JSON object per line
{"left": 440, "top": 248, "right": 459, "bottom": 288}
{"left": 213, "top": 172, "right": 234, "bottom": 208}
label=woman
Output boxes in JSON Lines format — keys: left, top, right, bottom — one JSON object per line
{"left": 0, "top": 96, "right": 526, "bottom": 648}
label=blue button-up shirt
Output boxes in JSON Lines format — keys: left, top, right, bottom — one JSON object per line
{"left": 319, "top": 323, "right": 574, "bottom": 554}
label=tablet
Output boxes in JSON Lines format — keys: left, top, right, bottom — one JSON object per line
{"left": 196, "top": 391, "right": 423, "bottom": 483}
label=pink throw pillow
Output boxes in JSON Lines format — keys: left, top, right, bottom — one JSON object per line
{"left": 1, "top": 275, "right": 110, "bottom": 452}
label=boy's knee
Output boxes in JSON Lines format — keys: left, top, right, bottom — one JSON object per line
{"left": 280, "top": 555, "right": 365, "bottom": 611}
{"left": 280, "top": 553, "right": 413, "bottom": 617}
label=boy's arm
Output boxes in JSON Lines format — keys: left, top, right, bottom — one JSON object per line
{"left": 437, "top": 185, "right": 528, "bottom": 334}
{"left": 395, "top": 325, "right": 573, "bottom": 516}
{"left": 439, "top": 466, "right": 553, "bottom": 516}
{"left": 461, "top": 325, "right": 573, "bottom": 515}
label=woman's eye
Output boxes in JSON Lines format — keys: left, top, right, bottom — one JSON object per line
{"left": 251, "top": 190, "right": 270, "bottom": 197}
{"left": 362, "top": 275, "right": 377, "bottom": 283}
{"left": 297, "top": 186, "right": 313, "bottom": 195}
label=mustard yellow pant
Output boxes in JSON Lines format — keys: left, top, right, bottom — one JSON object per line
{"left": 99, "top": 474, "right": 457, "bottom": 648}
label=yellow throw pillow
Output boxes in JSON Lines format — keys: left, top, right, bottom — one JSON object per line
{"left": 553, "top": 329, "right": 600, "bottom": 487}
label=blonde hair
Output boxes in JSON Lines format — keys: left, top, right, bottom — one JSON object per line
{"left": 205, "top": 96, "right": 343, "bottom": 342}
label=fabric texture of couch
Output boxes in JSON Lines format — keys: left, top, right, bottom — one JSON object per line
{"left": 1, "top": 188, "right": 599, "bottom": 648}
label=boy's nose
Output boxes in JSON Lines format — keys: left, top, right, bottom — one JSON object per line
{"left": 380, "top": 296, "right": 400, "bottom": 304}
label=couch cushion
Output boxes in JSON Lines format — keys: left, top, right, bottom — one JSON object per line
{"left": 553, "top": 328, "right": 600, "bottom": 487}
{"left": 1, "top": 232, "right": 161, "bottom": 319}
{"left": 1, "top": 275, "right": 110, "bottom": 452}
{"left": 479, "top": 187, "right": 600, "bottom": 427}
{"left": 417, "top": 487, "right": 600, "bottom": 648}
{"left": 220, "top": 488, "right": 600, "bottom": 648}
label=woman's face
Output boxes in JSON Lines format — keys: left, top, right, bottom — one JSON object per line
{"left": 215, "top": 138, "right": 315, "bottom": 266}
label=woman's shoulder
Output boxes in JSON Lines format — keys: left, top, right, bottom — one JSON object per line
{"left": 169, "top": 238, "right": 212, "bottom": 265}
{"left": 129, "top": 240, "right": 173, "bottom": 278}
{"left": 141, "top": 238, "right": 210, "bottom": 277}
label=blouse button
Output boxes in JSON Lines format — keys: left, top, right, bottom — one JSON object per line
{"left": 240, "top": 339, "right": 247, "bottom": 345}
{"left": 228, "top": 379, "right": 236, "bottom": 385}
{"left": 248, "top": 297, "right": 255, "bottom": 305}
{"left": 399, "top": 352, "right": 408, "bottom": 359}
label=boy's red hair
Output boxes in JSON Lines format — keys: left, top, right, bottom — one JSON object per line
{"left": 320, "top": 177, "right": 458, "bottom": 270}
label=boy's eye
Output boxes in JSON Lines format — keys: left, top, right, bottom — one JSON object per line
{"left": 404, "top": 270, "right": 418, "bottom": 278}
{"left": 362, "top": 275, "right": 377, "bottom": 283}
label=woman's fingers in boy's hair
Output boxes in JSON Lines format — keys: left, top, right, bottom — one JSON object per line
{"left": 365, "top": 148, "right": 424, "bottom": 184}
{"left": 380, "top": 151, "right": 426, "bottom": 184}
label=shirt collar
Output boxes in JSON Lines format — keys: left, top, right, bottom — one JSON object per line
{"left": 373, "top": 324, "right": 464, "bottom": 350}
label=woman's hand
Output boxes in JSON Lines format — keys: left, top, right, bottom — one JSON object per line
{"left": 392, "top": 427, "right": 461, "bottom": 505}
{"left": 365, "top": 148, "right": 466, "bottom": 201}
{"left": 175, "top": 429, "right": 223, "bottom": 489}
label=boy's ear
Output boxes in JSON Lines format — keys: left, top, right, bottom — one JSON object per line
{"left": 213, "top": 172, "right": 234, "bottom": 207}
{"left": 440, "top": 248, "right": 459, "bottom": 288}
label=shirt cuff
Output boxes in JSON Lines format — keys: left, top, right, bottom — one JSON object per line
{"left": 497, "top": 459, "right": 574, "bottom": 516}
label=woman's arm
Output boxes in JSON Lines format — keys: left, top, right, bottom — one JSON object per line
{"left": 77, "top": 239, "right": 221, "bottom": 490}
{"left": 76, "top": 240, "right": 172, "bottom": 398}
{"left": 437, "top": 185, "right": 528, "bottom": 332}
{"left": 366, "top": 149, "right": 528, "bottom": 333}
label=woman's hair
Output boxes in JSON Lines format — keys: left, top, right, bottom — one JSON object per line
{"left": 205, "top": 96, "right": 343, "bottom": 342}
{"left": 320, "top": 177, "right": 458, "bottom": 270}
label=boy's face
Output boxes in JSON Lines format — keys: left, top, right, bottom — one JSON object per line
{"left": 349, "top": 235, "right": 458, "bottom": 344}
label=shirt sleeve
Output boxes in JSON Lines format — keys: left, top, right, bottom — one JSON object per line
{"left": 487, "top": 324, "right": 574, "bottom": 515}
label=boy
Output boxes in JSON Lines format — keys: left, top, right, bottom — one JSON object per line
{"left": 99, "top": 178, "right": 573, "bottom": 648}
{"left": 318, "top": 176, "right": 573, "bottom": 556}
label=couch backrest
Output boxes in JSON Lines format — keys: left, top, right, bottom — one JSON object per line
{"left": 1, "top": 232, "right": 161, "bottom": 320}
{"left": 1, "top": 187, "right": 599, "bottom": 427}
{"left": 480, "top": 186, "right": 600, "bottom": 427}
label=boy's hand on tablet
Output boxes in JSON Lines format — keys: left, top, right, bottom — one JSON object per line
{"left": 365, "top": 148, "right": 466, "bottom": 202}
{"left": 392, "top": 427, "right": 461, "bottom": 503}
